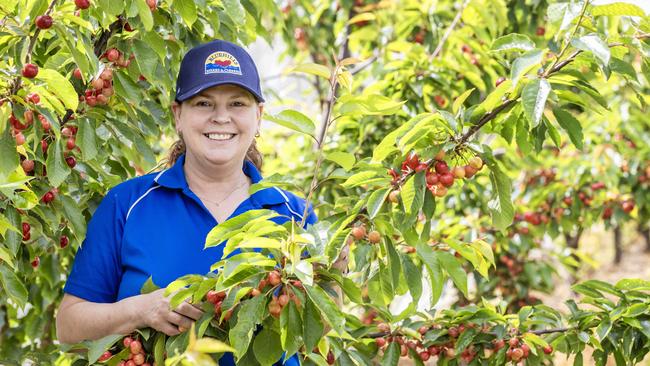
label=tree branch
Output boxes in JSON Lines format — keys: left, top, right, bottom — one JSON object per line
{"left": 430, "top": 0, "right": 470, "bottom": 60}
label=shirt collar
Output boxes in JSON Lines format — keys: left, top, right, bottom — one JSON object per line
{"left": 155, "top": 154, "right": 286, "bottom": 206}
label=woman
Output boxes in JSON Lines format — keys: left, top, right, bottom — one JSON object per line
{"left": 56, "top": 40, "right": 316, "bottom": 365}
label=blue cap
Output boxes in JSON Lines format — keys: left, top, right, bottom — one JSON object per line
{"left": 175, "top": 40, "right": 265, "bottom": 103}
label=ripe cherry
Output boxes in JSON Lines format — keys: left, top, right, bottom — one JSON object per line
{"left": 495, "top": 76, "right": 506, "bottom": 87}
{"left": 510, "top": 347, "right": 524, "bottom": 361}
{"left": 132, "top": 353, "right": 145, "bottom": 365}
{"left": 31, "top": 256, "right": 40, "bottom": 268}
{"left": 508, "top": 338, "right": 520, "bottom": 347}
{"left": 42, "top": 191, "right": 55, "bottom": 203}
{"left": 22, "top": 222, "right": 30, "bottom": 235}
{"left": 453, "top": 166, "right": 465, "bottom": 179}
{"left": 86, "top": 95, "right": 97, "bottom": 106}
{"left": 521, "top": 343, "right": 531, "bottom": 357}
{"left": 22, "top": 63, "right": 39, "bottom": 78}
{"left": 106, "top": 48, "right": 120, "bottom": 62}
{"left": 60, "top": 235, "right": 69, "bottom": 248}
{"left": 377, "top": 323, "right": 390, "bottom": 332}
{"left": 66, "top": 137, "right": 76, "bottom": 150}
{"left": 536, "top": 26, "right": 546, "bottom": 36}
{"left": 21, "top": 159, "right": 35, "bottom": 173}
{"left": 434, "top": 161, "right": 449, "bottom": 174}
{"left": 129, "top": 340, "right": 142, "bottom": 354}
{"left": 98, "top": 351, "right": 112, "bottom": 361}
{"left": 543, "top": 345, "right": 553, "bottom": 354}
{"left": 75, "top": 0, "right": 90, "bottom": 9}
{"left": 622, "top": 200, "right": 635, "bottom": 213}
{"left": 15, "top": 132, "right": 26, "bottom": 146}
{"left": 439, "top": 173, "right": 454, "bottom": 187}
{"left": 35, "top": 15, "right": 53, "bottom": 29}
{"left": 375, "top": 337, "right": 386, "bottom": 347}
{"left": 326, "top": 351, "right": 335, "bottom": 365}
{"left": 448, "top": 326, "right": 459, "bottom": 338}
{"left": 27, "top": 93, "right": 40, "bottom": 104}
{"left": 268, "top": 270, "right": 282, "bottom": 286}
{"left": 419, "top": 351, "right": 430, "bottom": 361}
{"left": 278, "top": 294, "right": 290, "bottom": 306}
{"left": 351, "top": 225, "right": 366, "bottom": 240}
{"left": 73, "top": 68, "right": 83, "bottom": 80}
{"left": 464, "top": 165, "right": 478, "bottom": 178}
{"left": 146, "top": 0, "right": 157, "bottom": 10}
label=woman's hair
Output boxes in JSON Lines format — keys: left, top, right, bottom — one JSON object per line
{"left": 166, "top": 136, "right": 263, "bottom": 171}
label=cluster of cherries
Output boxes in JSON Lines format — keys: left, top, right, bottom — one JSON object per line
{"left": 263, "top": 271, "right": 304, "bottom": 317}
{"left": 98, "top": 336, "right": 152, "bottom": 366}
{"left": 350, "top": 223, "right": 381, "bottom": 245}
{"left": 388, "top": 151, "right": 484, "bottom": 199}
{"left": 373, "top": 322, "right": 553, "bottom": 363}
{"left": 76, "top": 48, "right": 127, "bottom": 107}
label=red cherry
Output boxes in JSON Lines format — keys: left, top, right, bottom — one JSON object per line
{"left": 461, "top": 44, "right": 471, "bottom": 53}
{"left": 124, "top": 22, "right": 134, "bottom": 32}
{"left": 132, "top": 353, "right": 144, "bottom": 365}
{"left": 206, "top": 290, "right": 220, "bottom": 304}
{"left": 129, "top": 340, "right": 142, "bottom": 354}
{"left": 21, "top": 159, "right": 35, "bottom": 173}
{"left": 106, "top": 48, "right": 120, "bottom": 62}
{"left": 375, "top": 337, "right": 386, "bottom": 347}
{"left": 146, "top": 0, "right": 157, "bottom": 10}
{"left": 426, "top": 172, "right": 439, "bottom": 185}
{"left": 439, "top": 173, "right": 454, "bottom": 187}
{"left": 42, "top": 191, "right": 55, "bottom": 203}
{"left": 495, "top": 76, "right": 506, "bottom": 87}
{"left": 73, "top": 68, "right": 83, "bottom": 80}
{"left": 419, "top": 351, "right": 430, "bottom": 361}
{"left": 326, "top": 351, "right": 335, "bottom": 365}
{"left": 35, "top": 15, "right": 53, "bottom": 29}
{"left": 66, "top": 137, "right": 76, "bottom": 150}
{"left": 536, "top": 26, "right": 546, "bottom": 36}
{"left": 60, "top": 235, "right": 69, "bottom": 248}
{"left": 543, "top": 345, "right": 553, "bottom": 354}
{"left": 22, "top": 222, "right": 30, "bottom": 235}
{"left": 86, "top": 95, "right": 97, "bottom": 107}
{"left": 351, "top": 225, "right": 366, "bottom": 240}
{"left": 31, "top": 256, "right": 40, "bottom": 268}
{"left": 15, "top": 132, "right": 26, "bottom": 146}
{"left": 22, "top": 63, "right": 39, "bottom": 78}
{"left": 41, "top": 139, "right": 49, "bottom": 153}
{"left": 367, "top": 230, "right": 381, "bottom": 244}
{"left": 75, "top": 0, "right": 90, "bottom": 9}
{"left": 65, "top": 156, "right": 77, "bottom": 168}
{"left": 96, "top": 94, "right": 108, "bottom": 105}
{"left": 27, "top": 93, "right": 40, "bottom": 104}
{"left": 434, "top": 161, "right": 449, "bottom": 174}
{"left": 508, "top": 338, "right": 520, "bottom": 347}
{"left": 268, "top": 270, "right": 282, "bottom": 286}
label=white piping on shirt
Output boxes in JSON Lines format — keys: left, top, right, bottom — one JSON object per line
{"left": 272, "top": 187, "right": 304, "bottom": 220}
{"left": 126, "top": 186, "right": 161, "bottom": 221}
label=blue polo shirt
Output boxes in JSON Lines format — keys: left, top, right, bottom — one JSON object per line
{"left": 64, "top": 154, "right": 316, "bottom": 364}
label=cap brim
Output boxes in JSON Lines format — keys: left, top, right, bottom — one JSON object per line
{"left": 175, "top": 80, "right": 265, "bottom": 103}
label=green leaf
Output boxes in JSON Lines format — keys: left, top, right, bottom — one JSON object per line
{"left": 60, "top": 194, "right": 87, "bottom": 238}
{"left": 229, "top": 295, "right": 266, "bottom": 358}
{"left": 487, "top": 161, "right": 514, "bottom": 231}
{"left": 401, "top": 255, "right": 422, "bottom": 303}
{"left": 46, "top": 139, "right": 71, "bottom": 188}
{"left": 452, "top": 88, "right": 475, "bottom": 115}
{"left": 596, "top": 317, "right": 612, "bottom": 341}
{"left": 325, "top": 151, "right": 355, "bottom": 171}
{"left": 154, "top": 332, "right": 165, "bottom": 366}
{"left": 367, "top": 188, "right": 390, "bottom": 219}
{"left": 400, "top": 173, "right": 425, "bottom": 217}
{"left": 0, "top": 265, "right": 28, "bottom": 306}
{"left": 521, "top": 78, "right": 551, "bottom": 128}
{"left": 302, "top": 295, "right": 324, "bottom": 353}
{"left": 341, "top": 171, "right": 387, "bottom": 188}
{"left": 291, "top": 63, "right": 331, "bottom": 80}
{"left": 132, "top": 39, "right": 159, "bottom": 82}
{"left": 77, "top": 118, "right": 98, "bottom": 160}
{"left": 140, "top": 276, "right": 160, "bottom": 294}
{"left": 173, "top": 0, "right": 198, "bottom": 26}
{"left": 35, "top": 68, "right": 78, "bottom": 110}
{"left": 222, "top": 0, "right": 246, "bottom": 26}
{"left": 135, "top": 0, "right": 154, "bottom": 31}
{"left": 204, "top": 210, "right": 279, "bottom": 248}
{"left": 415, "top": 242, "right": 444, "bottom": 305}
{"left": 553, "top": 108, "right": 583, "bottom": 149}
{"left": 193, "top": 338, "right": 235, "bottom": 353}
{"left": 491, "top": 33, "right": 535, "bottom": 52}
{"left": 0, "top": 246, "right": 15, "bottom": 270}
{"left": 381, "top": 342, "right": 400, "bottom": 366}
{"left": 571, "top": 35, "right": 610, "bottom": 67}
{"left": 265, "top": 110, "right": 316, "bottom": 138}
{"left": 438, "top": 251, "right": 468, "bottom": 298}
{"left": 0, "top": 126, "right": 18, "bottom": 179}
{"left": 280, "top": 301, "right": 302, "bottom": 358}
{"left": 304, "top": 285, "right": 345, "bottom": 335}
{"left": 253, "top": 327, "right": 283, "bottom": 365}
{"left": 113, "top": 71, "right": 141, "bottom": 103}
{"left": 609, "top": 57, "right": 638, "bottom": 80}
{"left": 592, "top": 2, "right": 645, "bottom": 17}
{"left": 510, "top": 49, "right": 543, "bottom": 89}
{"left": 86, "top": 334, "right": 123, "bottom": 364}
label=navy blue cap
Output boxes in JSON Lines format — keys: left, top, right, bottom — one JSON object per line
{"left": 175, "top": 40, "right": 265, "bottom": 103}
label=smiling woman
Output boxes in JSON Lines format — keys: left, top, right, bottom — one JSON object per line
{"left": 55, "top": 40, "right": 315, "bottom": 366}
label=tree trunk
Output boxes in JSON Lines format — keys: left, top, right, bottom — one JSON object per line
{"left": 640, "top": 226, "right": 650, "bottom": 253}
{"left": 613, "top": 226, "right": 623, "bottom": 264}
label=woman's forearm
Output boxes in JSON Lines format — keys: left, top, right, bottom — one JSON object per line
{"left": 56, "top": 295, "right": 145, "bottom": 344}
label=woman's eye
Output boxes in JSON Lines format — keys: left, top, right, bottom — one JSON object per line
{"left": 232, "top": 101, "right": 245, "bottom": 107}
{"left": 196, "top": 101, "right": 212, "bottom": 107}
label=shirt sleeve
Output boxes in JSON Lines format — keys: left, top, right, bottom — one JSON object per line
{"left": 63, "top": 189, "right": 125, "bottom": 303}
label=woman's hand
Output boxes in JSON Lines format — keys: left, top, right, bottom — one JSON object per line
{"left": 136, "top": 289, "right": 204, "bottom": 336}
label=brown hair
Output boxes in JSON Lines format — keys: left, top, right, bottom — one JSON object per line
{"left": 165, "top": 135, "right": 263, "bottom": 171}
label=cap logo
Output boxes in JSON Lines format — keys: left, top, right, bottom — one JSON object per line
{"left": 205, "top": 51, "right": 242, "bottom": 75}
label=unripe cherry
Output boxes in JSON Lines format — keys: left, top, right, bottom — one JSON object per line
{"left": 129, "top": 340, "right": 142, "bottom": 354}
{"left": 278, "top": 294, "right": 290, "bottom": 306}
{"left": 510, "top": 347, "right": 524, "bottom": 361}
{"left": 469, "top": 156, "right": 483, "bottom": 169}
{"left": 452, "top": 166, "right": 465, "bottom": 179}
{"left": 96, "top": 94, "right": 108, "bottom": 105}
{"left": 388, "top": 190, "right": 399, "bottom": 203}
{"left": 464, "top": 165, "right": 478, "bottom": 178}
{"left": 434, "top": 149, "right": 445, "bottom": 161}
{"left": 132, "top": 353, "right": 145, "bottom": 365}
{"left": 100, "top": 68, "right": 113, "bottom": 80}
{"left": 367, "top": 230, "right": 381, "bottom": 244}
{"left": 92, "top": 78, "right": 104, "bottom": 90}
{"left": 268, "top": 270, "right": 282, "bottom": 286}
{"left": 21, "top": 159, "right": 35, "bottom": 173}
{"left": 377, "top": 323, "right": 390, "bottom": 332}
{"left": 351, "top": 225, "right": 366, "bottom": 240}
{"left": 15, "top": 132, "right": 26, "bottom": 145}
{"left": 250, "top": 288, "right": 261, "bottom": 297}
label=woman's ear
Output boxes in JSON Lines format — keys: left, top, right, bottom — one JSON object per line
{"left": 171, "top": 101, "right": 182, "bottom": 133}
{"left": 256, "top": 102, "right": 264, "bottom": 129}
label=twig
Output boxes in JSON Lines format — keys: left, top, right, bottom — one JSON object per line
{"left": 542, "top": 0, "right": 590, "bottom": 78}
{"left": 529, "top": 327, "right": 572, "bottom": 336}
{"left": 430, "top": 0, "right": 470, "bottom": 60}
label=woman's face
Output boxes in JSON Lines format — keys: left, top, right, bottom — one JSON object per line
{"left": 172, "top": 84, "right": 263, "bottom": 167}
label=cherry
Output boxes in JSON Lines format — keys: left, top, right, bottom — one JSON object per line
{"left": 206, "top": 290, "right": 220, "bottom": 304}
{"left": 388, "top": 190, "right": 400, "bottom": 203}
{"left": 351, "top": 225, "right": 366, "bottom": 240}
{"left": 96, "top": 94, "right": 108, "bottom": 104}
{"left": 268, "top": 270, "right": 282, "bottom": 286}
{"left": 622, "top": 200, "right": 635, "bottom": 213}
{"left": 452, "top": 166, "right": 465, "bottom": 179}
{"left": 377, "top": 323, "right": 390, "bottom": 332}
{"left": 27, "top": 93, "right": 40, "bottom": 104}
{"left": 543, "top": 345, "right": 553, "bottom": 354}
{"left": 419, "top": 351, "right": 430, "bottom": 361}
{"left": 375, "top": 337, "right": 386, "bottom": 347}
{"left": 35, "top": 15, "right": 53, "bottom": 29}
{"left": 100, "top": 68, "right": 113, "bottom": 80}
{"left": 132, "top": 353, "right": 145, "bottom": 365}
{"left": 492, "top": 339, "right": 505, "bottom": 350}
{"left": 591, "top": 182, "right": 605, "bottom": 190}
{"left": 250, "top": 288, "right": 261, "bottom": 297}
{"left": 439, "top": 173, "right": 454, "bottom": 187}
{"left": 15, "top": 132, "right": 26, "bottom": 146}
{"left": 22, "top": 222, "right": 30, "bottom": 235}
{"left": 21, "top": 159, "right": 35, "bottom": 173}
{"left": 31, "top": 256, "right": 40, "bottom": 268}
{"left": 278, "top": 294, "right": 290, "bottom": 306}
{"left": 434, "top": 95, "right": 446, "bottom": 108}
{"left": 106, "top": 48, "right": 120, "bottom": 62}
{"left": 129, "top": 340, "right": 142, "bottom": 354}
{"left": 326, "top": 351, "right": 335, "bottom": 365}
{"left": 508, "top": 338, "right": 519, "bottom": 347}
{"left": 461, "top": 44, "right": 471, "bottom": 53}
{"left": 73, "top": 68, "right": 83, "bottom": 80}
{"left": 98, "top": 351, "right": 112, "bottom": 361}
{"left": 414, "top": 32, "right": 425, "bottom": 44}
{"left": 521, "top": 343, "right": 531, "bottom": 357}
{"left": 510, "top": 347, "right": 524, "bottom": 361}
{"left": 75, "top": 0, "right": 90, "bottom": 9}
{"left": 426, "top": 172, "right": 439, "bottom": 185}
{"left": 469, "top": 156, "right": 483, "bottom": 169}
{"left": 464, "top": 165, "right": 478, "bottom": 178}
{"left": 92, "top": 78, "right": 105, "bottom": 90}
{"left": 434, "top": 161, "right": 449, "bottom": 174}
{"left": 146, "top": 0, "right": 157, "bottom": 10}
{"left": 86, "top": 95, "right": 97, "bottom": 106}
{"left": 536, "top": 26, "right": 546, "bottom": 36}
{"left": 22, "top": 63, "right": 39, "bottom": 78}
{"left": 268, "top": 300, "right": 282, "bottom": 318}
{"left": 602, "top": 206, "right": 613, "bottom": 219}
{"left": 448, "top": 326, "right": 459, "bottom": 338}
{"left": 495, "top": 76, "right": 506, "bottom": 87}
{"left": 126, "top": 360, "right": 136, "bottom": 366}
{"left": 124, "top": 22, "right": 134, "bottom": 32}
{"left": 57, "top": 235, "right": 69, "bottom": 248}
{"left": 367, "top": 230, "right": 381, "bottom": 244}
{"left": 400, "top": 344, "right": 408, "bottom": 357}
{"left": 66, "top": 137, "right": 76, "bottom": 150}
{"left": 563, "top": 196, "right": 573, "bottom": 206}
{"left": 41, "top": 139, "right": 49, "bottom": 153}
{"left": 433, "top": 185, "right": 447, "bottom": 197}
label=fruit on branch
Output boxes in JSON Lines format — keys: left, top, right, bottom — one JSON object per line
{"left": 434, "top": 161, "right": 449, "bottom": 175}
{"left": 146, "top": 0, "right": 157, "bottom": 10}
{"left": 508, "top": 337, "right": 519, "bottom": 347}
{"left": 15, "top": 132, "right": 26, "bottom": 145}
{"left": 27, "top": 93, "right": 40, "bottom": 104}
{"left": 591, "top": 182, "right": 605, "bottom": 190}
{"left": 621, "top": 199, "right": 635, "bottom": 213}
{"left": 351, "top": 225, "right": 366, "bottom": 240}
{"left": 66, "top": 137, "right": 76, "bottom": 150}
{"left": 35, "top": 15, "right": 53, "bottom": 29}
{"left": 388, "top": 190, "right": 400, "bottom": 203}
{"left": 543, "top": 345, "right": 553, "bottom": 354}
{"left": 452, "top": 166, "right": 465, "bottom": 179}
{"left": 75, "top": 0, "right": 90, "bottom": 9}
{"left": 434, "top": 95, "right": 447, "bottom": 108}
{"left": 129, "top": 340, "right": 142, "bottom": 354}
{"left": 469, "top": 156, "right": 483, "bottom": 169}
{"left": 536, "top": 26, "right": 546, "bottom": 36}
{"left": 98, "top": 351, "right": 112, "bottom": 362}
{"left": 326, "top": 351, "right": 335, "bottom": 365}
{"left": 439, "top": 173, "right": 454, "bottom": 187}
{"left": 268, "top": 297, "right": 282, "bottom": 318}
{"left": 602, "top": 206, "right": 613, "bottom": 220}
{"left": 31, "top": 256, "right": 40, "bottom": 268}
{"left": 268, "top": 270, "right": 282, "bottom": 286}
{"left": 367, "top": 230, "right": 381, "bottom": 244}
{"left": 448, "top": 326, "right": 459, "bottom": 338}
{"left": 22, "top": 64, "right": 39, "bottom": 78}
{"left": 510, "top": 347, "right": 524, "bottom": 361}
{"left": 21, "top": 159, "right": 34, "bottom": 173}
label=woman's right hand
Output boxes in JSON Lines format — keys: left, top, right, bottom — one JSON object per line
{"left": 135, "top": 289, "right": 205, "bottom": 336}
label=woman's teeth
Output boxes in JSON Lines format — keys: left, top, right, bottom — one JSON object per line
{"left": 205, "top": 133, "right": 235, "bottom": 141}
